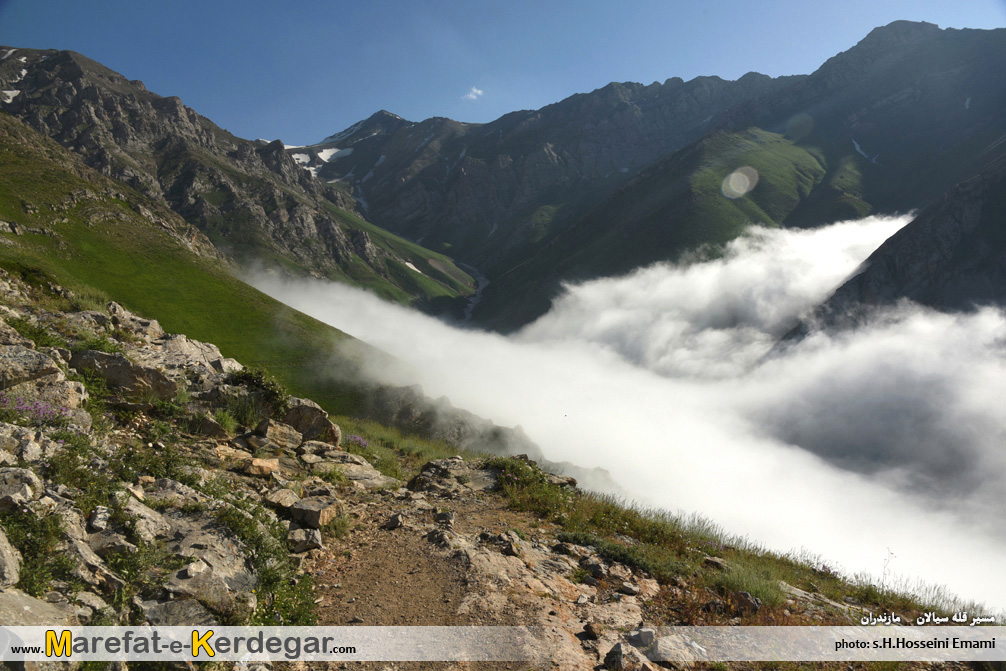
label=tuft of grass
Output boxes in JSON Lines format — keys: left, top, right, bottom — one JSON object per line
{"left": 708, "top": 560, "right": 787, "bottom": 608}
{"left": 558, "top": 531, "right": 692, "bottom": 584}
{"left": 71, "top": 334, "right": 124, "bottom": 354}
{"left": 212, "top": 408, "right": 238, "bottom": 434}
{"left": 324, "top": 514, "right": 352, "bottom": 539}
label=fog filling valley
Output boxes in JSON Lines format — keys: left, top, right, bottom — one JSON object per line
{"left": 251, "top": 215, "right": 1006, "bottom": 611}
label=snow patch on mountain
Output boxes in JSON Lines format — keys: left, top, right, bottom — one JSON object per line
{"left": 317, "top": 147, "right": 341, "bottom": 162}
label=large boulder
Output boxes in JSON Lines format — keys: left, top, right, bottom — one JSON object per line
{"left": 290, "top": 496, "right": 342, "bottom": 529}
{"left": 0, "top": 346, "right": 60, "bottom": 388}
{"left": 283, "top": 397, "right": 341, "bottom": 445}
{"left": 325, "top": 452, "right": 401, "bottom": 490}
{"left": 255, "top": 419, "right": 302, "bottom": 451}
{"left": 0, "top": 467, "right": 44, "bottom": 509}
{"left": 107, "top": 301, "right": 164, "bottom": 340}
{"left": 69, "top": 349, "right": 177, "bottom": 403}
{"left": 0, "top": 588, "right": 78, "bottom": 626}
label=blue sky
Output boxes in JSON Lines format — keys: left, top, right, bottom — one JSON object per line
{"left": 1, "top": 0, "right": 1003, "bottom": 146}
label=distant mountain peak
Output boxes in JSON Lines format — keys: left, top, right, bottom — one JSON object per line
{"left": 858, "top": 20, "right": 941, "bottom": 47}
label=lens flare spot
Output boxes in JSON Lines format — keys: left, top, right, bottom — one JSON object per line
{"left": 721, "top": 166, "right": 759, "bottom": 199}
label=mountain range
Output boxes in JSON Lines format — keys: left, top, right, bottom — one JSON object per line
{"left": 2, "top": 20, "right": 1005, "bottom": 332}
{"left": 0, "top": 17, "right": 1003, "bottom": 648}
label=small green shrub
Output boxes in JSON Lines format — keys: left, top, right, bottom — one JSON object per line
{"left": 214, "top": 502, "right": 315, "bottom": 625}
{"left": 5, "top": 316, "right": 68, "bottom": 349}
{"left": 72, "top": 334, "right": 124, "bottom": 354}
{"left": 224, "top": 393, "right": 268, "bottom": 429}
{"left": 0, "top": 509, "right": 73, "bottom": 596}
{"left": 227, "top": 368, "right": 290, "bottom": 418}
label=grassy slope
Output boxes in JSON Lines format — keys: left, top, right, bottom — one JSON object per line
{"left": 475, "top": 128, "right": 867, "bottom": 331}
{"left": 0, "top": 112, "right": 370, "bottom": 414}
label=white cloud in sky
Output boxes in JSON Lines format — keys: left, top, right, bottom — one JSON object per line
{"left": 462, "top": 86, "right": 484, "bottom": 101}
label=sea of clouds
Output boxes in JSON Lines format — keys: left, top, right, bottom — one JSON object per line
{"left": 250, "top": 214, "right": 1006, "bottom": 611}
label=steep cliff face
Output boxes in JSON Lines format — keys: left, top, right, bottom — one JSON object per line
{"left": 0, "top": 47, "right": 474, "bottom": 304}
{"left": 805, "top": 157, "right": 1006, "bottom": 330}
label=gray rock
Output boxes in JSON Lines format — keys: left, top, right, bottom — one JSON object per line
{"left": 144, "top": 478, "right": 208, "bottom": 509}
{"left": 628, "top": 628, "right": 656, "bottom": 647}
{"left": 69, "top": 349, "right": 177, "bottom": 403}
{"left": 255, "top": 419, "right": 302, "bottom": 451}
{"left": 297, "top": 440, "right": 330, "bottom": 455}
{"left": 581, "top": 557, "right": 607, "bottom": 579}
{"left": 0, "top": 525, "right": 22, "bottom": 585}
{"left": 163, "top": 512, "right": 257, "bottom": 616}
{"left": 290, "top": 496, "right": 342, "bottom": 529}
{"left": 383, "top": 513, "right": 405, "bottom": 530}
{"left": 0, "top": 467, "right": 43, "bottom": 509}
{"left": 182, "top": 560, "right": 208, "bottom": 578}
{"left": 733, "top": 590, "right": 762, "bottom": 615}
{"left": 120, "top": 495, "right": 172, "bottom": 542}
{"left": 328, "top": 452, "right": 401, "bottom": 490}
{"left": 0, "top": 345, "right": 60, "bottom": 387}
{"left": 283, "top": 397, "right": 341, "bottom": 445}
{"left": 74, "top": 591, "right": 108, "bottom": 611}
{"left": 264, "top": 488, "right": 300, "bottom": 509}
{"left": 87, "top": 531, "right": 138, "bottom": 558}
{"left": 287, "top": 528, "right": 323, "bottom": 553}
{"left": 604, "top": 642, "right": 627, "bottom": 670}
{"left": 108, "top": 302, "right": 164, "bottom": 340}
{"left": 0, "top": 587, "right": 78, "bottom": 626}
{"left": 703, "top": 555, "right": 729, "bottom": 571}
{"left": 89, "top": 505, "right": 111, "bottom": 532}
{"left": 619, "top": 582, "right": 641, "bottom": 596}
{"left": 141, "top": 598, "right": 218, "bottom": 626}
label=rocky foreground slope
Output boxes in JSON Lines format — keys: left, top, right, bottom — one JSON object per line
{"left": 0, "top": 269, "right": 977, "bottom": 671}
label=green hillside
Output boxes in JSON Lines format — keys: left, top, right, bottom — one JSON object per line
{"left": 0, "top": 112, "right": 371, "bottom": 414}
{"left": 476, "top": 128, "right": 870, "bottom": 330}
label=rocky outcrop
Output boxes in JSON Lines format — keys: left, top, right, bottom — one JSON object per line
{"left": 0, "top": 47, "right": 432, "bottom": 287}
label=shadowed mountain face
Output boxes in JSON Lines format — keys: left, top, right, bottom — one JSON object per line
{"left": 304, "top": 21, "right": 1006, "bottom": 330}
{"left": 801, "top": 156, "right": 1006, "bottom": 331}
{"left": 298, "top": 74, "right": 800, "bottom": 266}
{"left": 0, "top": 47, "right": 474, "bottom": 307}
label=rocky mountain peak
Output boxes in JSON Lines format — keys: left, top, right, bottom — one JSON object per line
{"left": 858, "top": 19, "right": 942, "bottom": 48}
